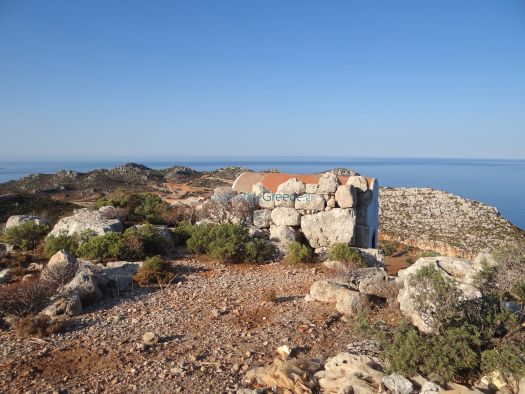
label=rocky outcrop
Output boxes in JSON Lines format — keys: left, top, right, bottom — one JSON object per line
{"left": 41, "top": 251, "right": 78, "bottom": 284}
{"left": 397, "top": 256, "right": 482, "bottom": 333}
{"left": 49, "top": 207, "right": 123, "bottom": 237}
{"left": 380, "top": 187, "right": 525, "bottom": 259}
{"left": 6, "top": 215, "right": 49, "bottom": 229}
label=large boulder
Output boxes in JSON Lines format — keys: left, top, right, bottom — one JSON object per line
{"left": 350, "top": 267, "right": 392, "bottom": 297}
{"left": 6, "top": 215, "right": 49, "bottom": 229}
{"left": 301, "top": 208, "right": 356, "bottom": 248}
{"left": 271, "top": 207, "right": 301, "bottom": 227}
{"left": 49, "top": 208, "right": 123, "bottom": 237}
{"left": 334, "top": 185, "right": 356, "bottom": 208}
{"left": 253, "top": 209, "right": 272, "bottom": 229}
{"left": 318, "top": 172, "right": 339, "bottom": 194}
{"left": 397, "top": 256, "right": 482, "bottom": 333}
{"left": 276, "top": 178, "right": 306, "bottom": 195}
{"left": 294, "top": 194, "right": 326, "bottom": 211}
{"left": 42, "top": 294, "right": 82, "bottom": 318}
{"left": 101, "top": 261, "right": 143, "bottom": 292}
{"left": 62, "top": 262, "right": 111, "bottom": 306}
{"left": 41, "top": 251, "right": 78, "bottom": 284}
{"left": 306, "top": 280, "right": 365, "bottom": 315}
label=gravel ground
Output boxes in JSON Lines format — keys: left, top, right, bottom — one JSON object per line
{"left": 0, "top": 258, "right": 367, "bottom": 393}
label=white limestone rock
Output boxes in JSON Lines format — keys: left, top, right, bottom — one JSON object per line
{"left": 397, "top": 256, "right": 482, "bottom": 333}
{"left": 382, "top": 373, "right": 414, "bottom": 394}
{"left": 294, "top": 194, "right": 325, "bottom": 211}
{"left": 258, "top": 193, "right": 276, "bottom": 209}
{"left": 41, "top": 251, "right": 78, "bottom": 283}
{"left": 318, "top": 172, "right": 339, "bottom": 194}
{"left": 276, "top": 178, "right": 306, "bottom": 195}
{"left": 251, "top": 182, "right": 269, "bottom": 196}
{"left": 253, "top": 209, "right": 272, "bottom": 229}
{"left": 271, "top": 207, "right": 301, "bottom": 227}
{"left": 301, "top": 208, "right": 356, "bottom": 248}
{"left": 305, "top": 183, "right": 319, "bottom": 194}
{"left": 49, "top": 208, "right": 123, "bottom": 237}
{"left": 346, "top": 175, "right": 369, "bottom": 192}
{"left": 6, "top": 215, "right": 49, "bottom": 229}
{"left": 269, "top": 225, "right": 297, "bottom": 244}
{"left": 335, "top": 185, "right": 357, "bottom": 208}
{"left": 274, "top": 193, "right": 296, "bottom": 208}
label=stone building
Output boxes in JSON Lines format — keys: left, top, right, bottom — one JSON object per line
{"left": 232, "top": 172, "right": 379, "bottom": 249}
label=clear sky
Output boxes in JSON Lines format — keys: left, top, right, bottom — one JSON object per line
{"left": 0, "top": 0, "right": 524, "bottom": 160}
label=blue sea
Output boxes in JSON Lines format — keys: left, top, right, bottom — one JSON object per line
{"left": 0, "top": 158, "right": 524, "bottom": 230}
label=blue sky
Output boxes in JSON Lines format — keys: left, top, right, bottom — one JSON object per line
{"left": 0, "top": 0, "right": 524, "bottom": 160}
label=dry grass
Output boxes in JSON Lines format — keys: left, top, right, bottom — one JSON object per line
{"left": 10, "top": 314, "right": 69, "bottom": 338}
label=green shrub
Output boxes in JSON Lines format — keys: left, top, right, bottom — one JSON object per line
{"left": 44, "top": 233, "right": 80, "bottom": 257}
{"left": 76, "top": 232, "right": 123, "bottom": 260}
{"left": 329, "top": 243, "right": 364, "bottom": 266}
{"left": 95, "top": 192, "right": 171, "bottom": 224}
{"left": 171, "top": 220, "right": 195, "bottom": 245}
{"left": 3, "top": 222, "right": 49, "bottom": 250}
{"left": 186, "top": 223, "right": 274, "bottom": 263}
{"left": 420, "top": 250, "right": 438, "bottom": 257}
{"left": 286, "top": 242, "right": 312, "bottom": 264}
{"left": 481, "top": 338, "right": 525, "bottom": 381}
{"left": 385, "top": 323, "right": 478, "bottom": 384}
{"left": 405, "top": 257, "right": 415, "bottom": 264}
{"left": 133, "top": 224, "right": 167, "bottom": 254}
{"left": 142, "top": 255, "right": 167, "bottom": 271}
{"left": 381, "top": 241, "right": 397, "bottom": 256}
{"left": 133, "top": 255, "right": 174, "bottom": 286}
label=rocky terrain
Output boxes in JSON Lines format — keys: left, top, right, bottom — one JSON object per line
{"left": 379, "top": 187, "right": 525, "bottom": 259}
{"left": 1, "top": 163, "right": 523, "bottom": 258}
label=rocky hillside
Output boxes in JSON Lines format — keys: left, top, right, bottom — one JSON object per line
{"left": 379, "top": 187, "right": 525, "bottom": 258}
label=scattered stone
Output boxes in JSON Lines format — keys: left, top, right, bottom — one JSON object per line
{"left": 142, "top": 332, "right": 160, "bottom": 345}
{"left": 382, "top": 373, "right": 414, "bottom": 394}
{"left": 42, "top": 294, "right": 82, "bottom": 318}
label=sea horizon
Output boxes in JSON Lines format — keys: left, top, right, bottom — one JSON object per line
{"left": 1, "top": 157, "right": 524, "bottom": 230}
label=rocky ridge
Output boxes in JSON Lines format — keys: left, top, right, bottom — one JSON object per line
{"left": 379, "top": 187, "right": 525, "bottom": 259}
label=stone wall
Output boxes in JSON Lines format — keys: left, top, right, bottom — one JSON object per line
{"left": 243, "top": 172, "right": 379, "bottom": 250}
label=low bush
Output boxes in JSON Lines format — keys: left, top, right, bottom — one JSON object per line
{"left": 186, "top": 223, "right": 274, "bottom": 263}
{"left": 384, "top": 322, "right": 478, "bottom": 384}
{"left": 380, "top": 241, "right": 397, "bottom": 256}
{"left": 329, "top": 243, "right": 364, "bottom": 266}
{"left": 10, "top": 315, "right": 68, "bottom": 338}
{"left": 3, "top": 222, "right": 49, "bottom": 250}
{"left": 171, "top": 220, "right": 195, "bottom": 245}
{"left": 76, "top": 232, "right": 123, "bottom": 260}
{"left": 132, "top": 224, "right": 167, "bottom": 255}
{"left": 95, "top": 192, "right": 171, "bottom": 224}
{"left": 286, "top": 242, "right": 312, "bottom": 264}
{"left": 405, "top": 257, "right": 415, "bottom": 264}
{"left": 133, "top": 256, "right": 174, "bottom": 286}
{"left": 420, "top": 250, "right": 438, "bottom": 257}
{"left": 44, "top": 233, "right": 80, "bottom": 257}
{"left": 0, "top": 279, "right": 57, "bottom": 317}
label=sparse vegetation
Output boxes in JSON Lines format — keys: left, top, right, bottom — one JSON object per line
{"left": 185, "top": 223, "right": 274, "bottom": 263}
{"left": 328, "top": 243, "right": 364, "bottom": 266}
{"left": 3, "top": 222, "right": 49, "bottom": 250}
{"left": 0, "top": 279, "right": 57, "bottom": 317}
{"left": 9, "top": 314, "right": 69, "bottom": 338}
{"left": 44, "top": 233, "right": 80, "bottom": 257}
{"left": 76, "top": 232, "right": 124, "bottom": 260}
{"left": 286, "top": 242, "right": 312, "bottom": 264}
{"left": 133, "top": 255, "right": 175, "bottom": 286}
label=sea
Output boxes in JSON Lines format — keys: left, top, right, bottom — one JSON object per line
{"left": 0, "top": 158, "right": 524, "bottom": 230}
